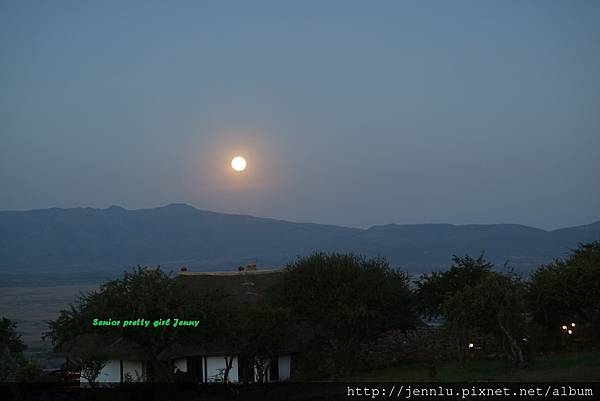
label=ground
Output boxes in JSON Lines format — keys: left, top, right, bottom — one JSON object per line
{"left": 353, "top": 350, "right": 600, "bottom": 382}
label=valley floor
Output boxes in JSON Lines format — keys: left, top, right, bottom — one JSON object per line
{"left": 0, "top": 283, "right": 98, "bottom": 367}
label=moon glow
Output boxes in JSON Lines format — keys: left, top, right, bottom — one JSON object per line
{"left": 231, "top": 156, "right": 247, "bottom": 172}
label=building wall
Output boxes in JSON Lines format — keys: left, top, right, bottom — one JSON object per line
{"left": 80, "top": 359, "right": 145, "bottom": 384}
{"left": 278, "top": 355, "right": 291, "bottom": 381}
{"left": 205, "top": 356, "right": 238, "bottom": 382}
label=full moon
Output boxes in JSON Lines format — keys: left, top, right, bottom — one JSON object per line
{"left": 231, "top": 156, "right": 247, "bottom": 172}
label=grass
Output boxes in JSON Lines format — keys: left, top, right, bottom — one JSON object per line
{"left": 352, "top": 350, "right": 600, "bottom": 382}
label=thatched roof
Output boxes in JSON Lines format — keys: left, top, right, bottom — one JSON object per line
{"left": 176, "top": 268, "right": 284, "bottom": 305}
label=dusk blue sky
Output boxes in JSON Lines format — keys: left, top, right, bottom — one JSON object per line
{"left": 1, "top": 1, "right": 599, "bottom": 229}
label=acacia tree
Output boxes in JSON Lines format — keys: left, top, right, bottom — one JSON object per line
{"left": 443, "top": 271, "right": 527, "bottom": 366}
{"left": 414, "top": 254, "right": 530, "bottom": 366}
{"left": 46, "top": 267, "right": 229, "bottom": 382}
{"left": 415, "top": 254, "right": 494, "bottom": 363}
{"left": 529, "top": 242, "right": 600, "bottom": 346}
{"left": 415, "top": 254, "right": 493, "bottom": 319}
{"left": 48, "top": 266, "right": 296, "bottom": 384}
{"left": 269, "top": 253, "right": 417, "bottom": 378}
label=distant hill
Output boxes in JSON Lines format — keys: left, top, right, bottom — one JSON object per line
{"left": 0, "top": 204, "right": 598, "bottom": 274}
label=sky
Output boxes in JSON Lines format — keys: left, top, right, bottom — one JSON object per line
{"left": 1, "top": 1, "right": 599, "bottom": 230}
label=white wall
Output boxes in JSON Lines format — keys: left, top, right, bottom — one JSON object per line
{"left": 205, "top": 356, "right": 238, "bottom": 382}
{"left": 80, "top": 359, "right": 145, "bottom": 384}
{"left": 278, "top": 355, "right": 291, "bottom": 381}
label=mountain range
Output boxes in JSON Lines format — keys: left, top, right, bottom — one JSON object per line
{"left": 1, "top": 203, "right": 599, "bottom": 274}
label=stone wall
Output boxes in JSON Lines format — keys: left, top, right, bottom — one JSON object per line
{"left": 358, "top": 327, "right": 500, "bottom": 369}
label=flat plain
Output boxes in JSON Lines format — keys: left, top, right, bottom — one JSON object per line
{"left": 0, "top": 284, "right": 98, "bottom": 366}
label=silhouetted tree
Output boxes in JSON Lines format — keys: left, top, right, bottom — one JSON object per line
{"left": 415, "top": 254, "right": 493, "bottom": 319}
{"left": 415, "top": 255, "right": 529, "bottom": 365}
{"left": 0, "top": 317, "right": 26, "bottom": 382}
{"left": 443, "top": 271, "right": 527, "bottom": 366}
{"left": 269, "top": 253, "right": 417, "bottom": 377}
{"left": 529, "top": 242, "right": 600, "bottom": 347}
{"left": 46, "top": 267, "right": 230, "bottom": 382}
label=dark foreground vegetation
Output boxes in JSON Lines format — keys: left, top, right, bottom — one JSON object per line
{"left": 354, "top": 350, "right": 600, "bottom": 382}
{"left": 1, "top": 242, "right": 599, "bottom": 384}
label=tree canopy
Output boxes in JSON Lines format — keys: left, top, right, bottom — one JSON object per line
{"left": 269, "top": 253, "right": 417, "bottom": 377}
{"left": 47, "top": 267, "right": 233, "bottom": 381}
{"left": 529, "top": 241, "right": 600, "bottom": 346}
{"left": 415, "top": 254, "right": 493, "bottom": 319}
{"left": 415, "top": 255, "right": 529, "bottom": 365}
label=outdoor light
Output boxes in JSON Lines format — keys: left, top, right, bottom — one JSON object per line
{"left": 562, "top": 325, "right": 568, "bottom": 330}
{"left": 468, "top": 343, "right": 474, "bottom": 349}
{"left": 571, "top": 323, "right": 576, "bottom": 327}
{"left": 568, "top": 330, "right": 573, "bottom": 335}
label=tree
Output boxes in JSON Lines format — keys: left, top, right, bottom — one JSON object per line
{"left": 0, "top": 317, "right": 26, "bottom": 382}
{"left": 269, "top": 253, "right": 417, "bottom": 377}
{"left": 237, "top": 306, "right": 292, "bottom": 383}
{"left": 76, "top": 353, "right": 108, "bottom": 387}
{"left": 414, "top": 254, "right": 493, "bottom": 364}
{"left": 415, "top": 254, "right": 493, "bottom": 319}
{"left": 529, "top": 242, "right": 600, "bottom": 347}
{"left": 47, "top": 265, "right": 297, "bottom": 384}
{"left": 205, "top": 304, "right": 292, "bottom": 383}
{"left": 15, "top": 359, "right": 46, "bottom": 383}
{"left": 443, "top": 271, "right": 527, "bottom": 366}
{"left": 414, "top": 255, "right": 528, "bottom": 365}
{"left": 46, "top": 267, "right": 230, "bottom": 382}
